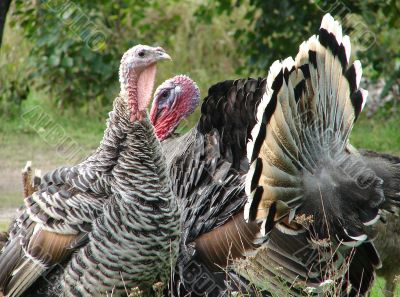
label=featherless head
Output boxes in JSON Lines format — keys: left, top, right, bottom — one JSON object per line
{"left": 118, "top": 45, "right": 171, "bottom": 122}
{"left": 150, "top": 75, "right": 200, "bottom": 140}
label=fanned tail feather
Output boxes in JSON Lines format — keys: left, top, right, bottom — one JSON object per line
{"left": 245, "top": 13, "right": 384, "bottom": 249}
{"left": 5, "top": 258, "right": 46, "bottom": 297}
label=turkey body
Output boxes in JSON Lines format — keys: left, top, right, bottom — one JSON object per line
{"left": 162, "top": 78, "right": 267, "bottom": 296}
{"left": 162, "top": 14, "right": 400, "bottom": 297}
{"left": 0, "top": 99, "right": 180, "bottom": 297}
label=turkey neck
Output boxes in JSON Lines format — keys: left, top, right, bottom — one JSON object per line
{"left": 81, "top": 98, "right": 129, "bottom": 173}
{"left": 112, "top": 116, "right": 179, "bottom": 234}
{"left": 153, "top": 110, "right": 180, "bottom": 141}
{"left": 112, "top": 117, "right": 176, "bottom": 206}
{"left": 122, "top": 64, "right": 157, "bottom": 121}
{"left": 82, "top": 65, "right": 157, "bottom": 173}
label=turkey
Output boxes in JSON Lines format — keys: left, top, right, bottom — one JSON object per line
{"left": 241, "top": 13, "right": 400, "bottom": 296}
{"left": 0, "top": 45, "right": 180, "bottom": 297}
{"left": 162, "top": 77, "right": 266, "bottom": 296}
{"left": 161, "top": 14, "right": 400, "bottom": 296}
{"left": 0, "top": 74, "right": 199, "bottom": 255}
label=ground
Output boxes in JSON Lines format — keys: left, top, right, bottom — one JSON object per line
{"left": 0, "top": 92, "right": 105, "bottom": 229}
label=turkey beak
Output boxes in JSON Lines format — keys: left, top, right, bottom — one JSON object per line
{"left": 153, "top": 47, "right": 172, "bottom": 62}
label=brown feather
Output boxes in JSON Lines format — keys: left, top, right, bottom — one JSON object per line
{"left": 194, "top": 212, "right": 260, "bottom": 268}
{"left": 21, "top": 162, "right": 34, "bottom": 199}
{"left": 26, "top": 229, "right": 77, "bottom": 264}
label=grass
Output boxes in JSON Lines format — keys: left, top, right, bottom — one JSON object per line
{"left": 371, "top": 277, "right": 400, "bottom": 297}
{"left": 351, "top": 112, "right": 400, "bottom": 155}
{"left": 0, "top": 90, "right": 105, "bottom": 221}
{"left": 0, "top": 221, "right": 10, "bottom": 233}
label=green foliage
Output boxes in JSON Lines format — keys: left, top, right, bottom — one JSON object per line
{"left": 0, "top": 60, "right": 30, "bottom": 116}
{"left": 2, "top": 0, "right": 399, "bottom": 117}
{"left": 196, "top": 0, "right": 400, "bottom": 112}
{"left": 5, "top": 0, "right": 244, "bottom": 119}
{"left": 197, "top": 1, "right": 399, "bottom": 73}
{"left": 12, "top": 0, "right": 120, "bottom": 112}
{"left": 198, "top": 0, "right": 323, "bottom": 73}
{"left": 11, "top": 0, "right": 192, "bottom": 111}
{"left": 355, "top": 4, "right": 400, "bottom": 114}
{"left": 0, "top": 25, "right": 30, "bottom": 117}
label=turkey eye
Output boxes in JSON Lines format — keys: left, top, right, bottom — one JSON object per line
{"left": 162, "top": 90, "right": 170, "bottom": 98}
{"left": 138, "top": 50, "right": 145, "bottom": 57}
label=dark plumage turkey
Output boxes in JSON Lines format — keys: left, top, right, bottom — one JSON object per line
{"left": 162, "top": 14, "right": 400, "bottom": 297}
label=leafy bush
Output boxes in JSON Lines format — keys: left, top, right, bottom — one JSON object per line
{"left": 6, "top": 0, "right": 244, "bottom": 119}
{"left": 197, "top": 0, "right": 400, "bottom": 113}
{"left": 0, "top": 24, "right": 30, "bottom": 117}
{"left": 3, "top": 0, "right": 399, "bottom": 118}
{"left": 12, "top": 0, "right": 119, "bottom": 112}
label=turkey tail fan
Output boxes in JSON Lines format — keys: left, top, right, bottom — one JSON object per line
{"left": 245, "top": 13, "right": 384, "bottom": 247}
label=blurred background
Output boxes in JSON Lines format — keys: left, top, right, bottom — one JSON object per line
{"left": 0, "top": 0, "right": 399, "bottom": 293}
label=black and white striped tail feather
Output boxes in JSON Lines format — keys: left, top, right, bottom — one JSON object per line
{"left": 5, "top": 258, "right": 46, "bottom": 297}
{"left": 244, "top": 13, "right": 374, "bottom": 244}
{"left": 237, "top": 227, "right": 380, "bottom": 296}
{"left": 0, "top": 235, "right": 45, "bottom": 297}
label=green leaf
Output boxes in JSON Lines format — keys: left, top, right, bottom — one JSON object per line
{"left": 48, "top": 55, "right": 61, "bottom": 66}
{"left": 61, "top": 56, "right": 74, "bottom": 67}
